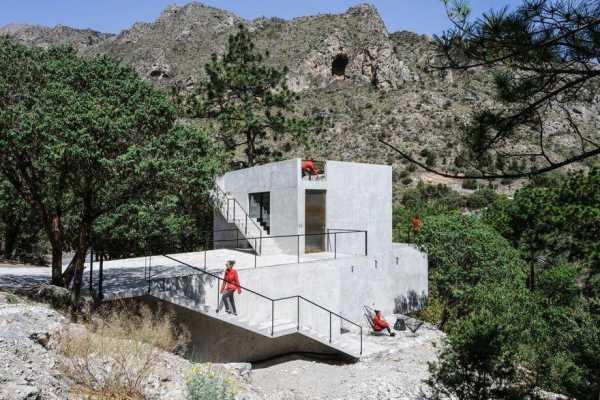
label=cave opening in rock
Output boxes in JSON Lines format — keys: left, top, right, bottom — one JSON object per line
{"left": 332, "top": 54, "right": 349, "bottom": 77}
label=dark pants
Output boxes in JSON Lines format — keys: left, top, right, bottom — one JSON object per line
{"left": 218, "top": 290, "right": 237, "bottom": 314}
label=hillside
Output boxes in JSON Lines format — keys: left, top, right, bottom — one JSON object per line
{"left": 3, "top": 2, "right": 598, "bottom": 193}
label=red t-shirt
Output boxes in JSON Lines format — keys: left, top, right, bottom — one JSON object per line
{"left": 302, "top": 160, "right": 318, "bottom": 175}
{"left": 222, "top": 268, "right": 241, "bottom": 293}
{"left": 373, "top": 314, "right": 389, "bottom": 331}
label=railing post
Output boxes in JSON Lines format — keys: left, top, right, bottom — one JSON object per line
{"left": 329, "top": 312, "right": 332, "bottom": 343}
{"left": 297, "top": 297, "right": 300, "bottom": 331}
{"left": 226, "top": 199, "right": 230, "bottom": 222}
{"left": 236, "top": 229, "right": 239, "bottom": 248}
{"left": 334, "top": 233, "right": 337, "bottom": 259}
{"left": 216, "top": 277, "right": 220, "bottom": 311}
{"left": 98, "top": 252, "right": 104, "bottom": 300}
{"left": 147, "top": 259, "right": 151, "bottom": 294}
{"left": 245, "top": 214, "right": 248, "bottom": 235}
{"left": 233, "top": 199, "right": 236, "bottom": 223}
{"left": 271, "top": 301, "right": 275, "bottom": 337}
{"left": 365, "top": 231, "right": 368, "bottom": 256}
{"left": 297, "top": 235, "right": 300, "bottom": 264}
{"left": 89, "top": 247, "right": 93, "bottom": 292}
{"left": 360, "top": 327, "right": 363, "bottom": 355}
{"left": 259, "top": 230, "right": 262, "bottom": 255}
{"left": 254, "top": 238, "right": 257, "bottom": 268}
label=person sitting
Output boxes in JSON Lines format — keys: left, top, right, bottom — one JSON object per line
{"left": 302, "top": 159, "right": 319, "bottom": 179}
{"left": 373, "top": 310, "right": 396, "bottom": 336}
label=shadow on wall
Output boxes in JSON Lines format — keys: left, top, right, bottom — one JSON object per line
{"left": 153, "top": 273, "right": 215, "bottom": 305}
{"left": 393, "top": 290, "right": 428, "bottom": 314}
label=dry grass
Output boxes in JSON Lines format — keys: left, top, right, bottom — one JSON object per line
{"left": 55, "top": 303, "right": 189, "bottom": 400}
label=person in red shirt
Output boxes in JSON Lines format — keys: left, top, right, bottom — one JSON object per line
{"left": 410, "top": 216, "right": 422, "bottom": 234}
{"left": 373, "top": 310, "right": 396, "bottom": 336}
{"left": 302, "top": 159, "right": 319, "bottom": 178}
{"left": 409, "top": 216, "right": 423, "bottom": 241}
{"left": 216, "top": 260, "right": 242, "bottom": 315}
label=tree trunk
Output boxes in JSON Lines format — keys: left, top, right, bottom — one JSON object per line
{"left": 50, "top": 215, "right": 64, "bottom": 286}
{"left": 3, "top": 223, "right": 19, "bottom": 259}
{"left": 70, "top": 223, "right": 91, "bottom": 317}
{"left": 246, "top": 132, "right": 255, "bottom": 167}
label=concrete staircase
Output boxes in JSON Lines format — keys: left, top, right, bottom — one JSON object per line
{"left": 150, "top": 289, "right": 363, "bottom": 360}
{"left": 212, "top": 185, "right": 283, "bottom": 255}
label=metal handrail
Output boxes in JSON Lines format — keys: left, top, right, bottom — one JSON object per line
{"left": 213, "top": 184, "right": 263, "bottom": 234}
{"left": 159, "top": 254, "right": 273, "bottom": 301}
{"left": 150, "top": 255, "right": 363, "bottom": 355}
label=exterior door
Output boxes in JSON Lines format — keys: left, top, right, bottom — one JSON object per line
{"left": 305, "top": 190, "right": 326, "bottom": 253}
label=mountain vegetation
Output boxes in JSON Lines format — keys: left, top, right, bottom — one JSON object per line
{"left": 394, "top": 171, "right": 600, "bottom": 399}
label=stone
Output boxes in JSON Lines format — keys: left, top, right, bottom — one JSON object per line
{"left": 29, "top": 332, "right": 50, "bottom": 348}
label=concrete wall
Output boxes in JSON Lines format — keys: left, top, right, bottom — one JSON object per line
{"left": 136, "top": 296, "right": 348, "bottom": 363}
{"left": 221, "top": 159, "right": 301, "bottom": 254}
{"left": 322, "top": 161, "right": 392, "bottom": 263}
{"left": 155, "top": 247, "right": 428, "bottom": 337}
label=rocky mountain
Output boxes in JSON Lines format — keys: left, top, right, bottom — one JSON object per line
{"left": 0, "top": 23, "right": 113, "bottom": 50}
{"left": 2, "top": 2, "right": 598, "bottom": 193}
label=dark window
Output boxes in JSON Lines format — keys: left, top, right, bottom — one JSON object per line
{"left": 332, "top": 54, "right": 349, "bottom": 77}
{"left": 249, "top": 192, "right": 270, "bottom": 234}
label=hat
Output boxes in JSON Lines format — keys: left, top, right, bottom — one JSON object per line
{"left": 226, "top": 260, "right": 235, "bottom": 266}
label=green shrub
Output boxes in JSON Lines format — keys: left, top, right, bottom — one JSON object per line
{"left": 461, "top": 179, "right": 478, "bottom": 190}
{"left": 407, "top": 163, "right": 417, "bottom": 172}
{"left": 401, "top": 177, "right": 413, "bottom": 185}
{"left": 398, "top": 169, "right": 410, "bottom": 179}
{"left": 426, "top": 151, "right": 437, "bottom": 167}
{"left": 186, "top": 365, "right": 237, "bottom": 400}
{"left": 466, "top": 188, "right": 502, "bottom": 209}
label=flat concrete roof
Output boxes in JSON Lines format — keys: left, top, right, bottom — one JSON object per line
{"left": 0, "top": 249, "right": 359, "bottom": 299}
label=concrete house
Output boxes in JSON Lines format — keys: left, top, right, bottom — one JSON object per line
{"left": 91, "top": 159, "right": 428, "bottom": 362}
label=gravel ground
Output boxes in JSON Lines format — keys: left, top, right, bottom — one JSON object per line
{"left": 246, "top": 326, "right": 444, "bottom": 400}
{"left": 0, "top": 289, "right": 443, "bottom": 400}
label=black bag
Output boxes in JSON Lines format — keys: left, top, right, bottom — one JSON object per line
{"left": 394, "top": 318, "right": 406, "bottom": 331}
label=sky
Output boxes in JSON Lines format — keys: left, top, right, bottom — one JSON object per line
{"left": 0, "top": 1, "right": 521, "bottom": 36}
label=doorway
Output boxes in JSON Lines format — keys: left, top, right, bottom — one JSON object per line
{"left": 305, "top": 190, "right": 326, "bottom": 253}
{"left": 249, "top": 192, "right": 270, "bottom": 234}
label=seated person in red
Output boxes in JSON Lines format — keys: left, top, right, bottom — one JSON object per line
{"left": 373, "top": 310, "right": 396, "bottom": 336}
{"left": 302, "top": 160, "right": 319, "bottom": 178}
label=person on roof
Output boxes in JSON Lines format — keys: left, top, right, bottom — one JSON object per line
{"left": 302, "top": 159, "right": 319, "bottom": 178}
{"left": 373, "top": 310, "right": 396, "bottom": 336}
{"left": 216, "top": 260, "right": 242, "bottom": 316}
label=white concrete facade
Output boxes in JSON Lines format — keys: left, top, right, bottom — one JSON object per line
{"left": 212, "top": 159, "right": 428, "bottom": 323}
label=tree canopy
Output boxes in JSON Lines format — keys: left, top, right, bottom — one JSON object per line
{"left": 0, "top": 40, "right": 221, "bottom": 305}
{"left": 190, "top": 24, "right": 313, "bottom": 168}
{"left": 382, "top": 0, "right": 600, "bottom": 179}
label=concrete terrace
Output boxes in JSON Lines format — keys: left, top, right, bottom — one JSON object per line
{"left": 0, "top": 248, "right": 357, "bottom": 298}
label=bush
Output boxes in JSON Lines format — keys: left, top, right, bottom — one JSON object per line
{"left": 461, "top": 179, "right": 478, "bottom": 190}
{"left": 398, "top": 169, "right": 410, "bottom": 179}
{"left": 425, "top": 151, "right": 437, "bottom": 167}
{"left": 186, "top": 365, "right": 238, "bottom": 400}
{"left": 401, "top": 177, "right": 413, "bottom": 185}
{"left": 407, "top": 163, "right": 417, "bottom": 172}
{"left": 55, "top": 304, "right": 188, "bottom": 399}
{"left": 466, "top": 188, "right": 502, "bottom": 209}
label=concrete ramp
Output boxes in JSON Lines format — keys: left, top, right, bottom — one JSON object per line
{"left": 148, "top": 290, "right": 363, "bottom": 361}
